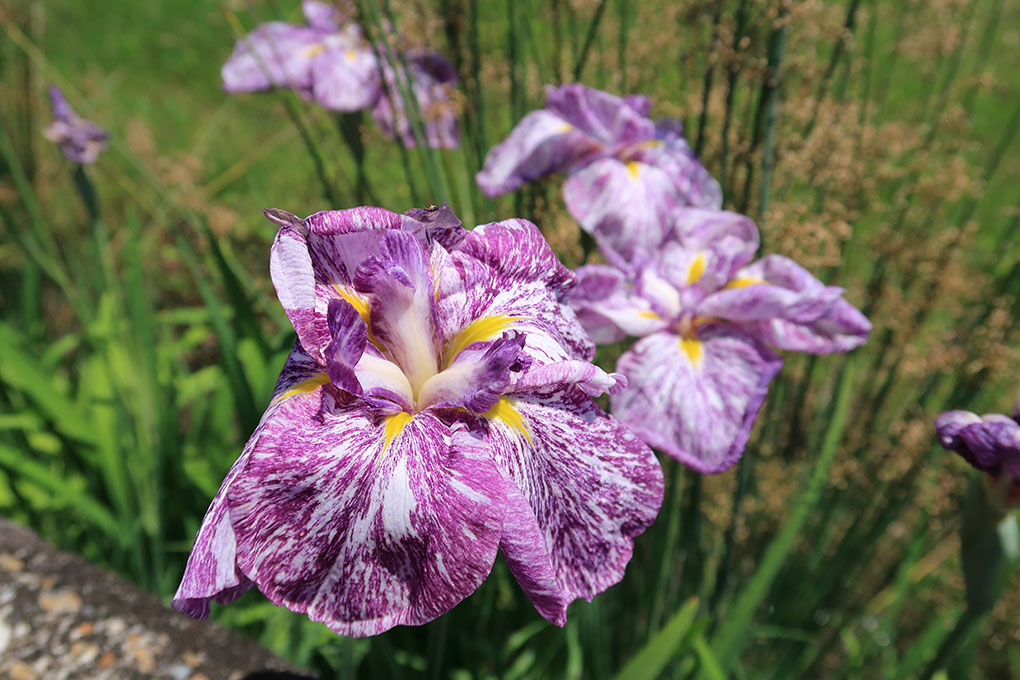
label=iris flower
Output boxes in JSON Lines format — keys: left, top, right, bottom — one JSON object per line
{"left": 222, "top": 1, "right": 380, "bottom": 112}
{"left": 44, "top": 85, "right": 108, "bottom": 164}
{"left": 569, "top": 208, "right": 871, "bottom": 474}
{"left": 173, "top": 205, "right": 663, "bottom": 635}
{"left": 476, "top": 83, "right": 721, "bottom": 267}
{"left": 372, "top": 50, "right": 460, "bottom": 149}
{"left": 936, "top": 399, "right": 1020, "bottom": 503}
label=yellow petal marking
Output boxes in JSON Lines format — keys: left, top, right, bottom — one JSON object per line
{"left": 627, "top": 161, "right": 641, "bottom": 178}
{"left": 333, "top": 284, "right": 370, "bottom": 324}
{"left": 725, "top": 277, "right": 766, "bottom": 289}
{"left": 638, "top": 310, "right": 662, "bottom": 319}
{"left": 345, "top": 49, "right": 357, "bottom": 63}
{"left": 687, "top": 252, "right": 707, "bottom": 285}
{"left": 382, "top": 411, "right": 413, "bottom": 455}
{"left": 485, "top": 397, "right": 532, "bottom": 443}
{"left": 555, "top": 122, "right": 574, "bottom": 134}
{"left": 272, "top": 372, "right": 330, "bottom": 404}
{"left": 444, "top": 314, "right": 523, "bottom": 367}
{"left": 680, "top": 337, "right": 703, "bottom": 367}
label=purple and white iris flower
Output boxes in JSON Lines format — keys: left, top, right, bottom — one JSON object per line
{"left": 44, "top": 85, "right": 108, "bottom": 164}
{"left": 937, "top": 398, "right": 1020, "bottom": 504}
{"left": 569, "top": 208, "right": 871, "bottom": 474}
{"left": 476, "top": 83, "right": 721, "bottom": 267}
{"left": 173, "top": 204, "right": 663, "bottom": 636}
{"left": 222, "top": 1, "right": 459, "bottom": 147}
{"left": 222, "top": 1, "right": 380, "bottom": 112}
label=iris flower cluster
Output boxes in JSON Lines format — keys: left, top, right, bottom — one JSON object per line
{"left": 173, "top": 205, "right": 663, "bottom": 635}
{"left": 223, "top": 0, "right": 459, "bottom": 148}
{"left": 479, "top": 84, "right": 871, "bottom": 473}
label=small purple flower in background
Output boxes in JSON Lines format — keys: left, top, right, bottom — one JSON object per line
{"left": 372, "top": 50, "right": 460, "bottom": 149}
{"left": 44, "top": 85, "right": 108, "bottom": 164}
{"left": 570, "top": 208, "right": 871, "bottom": 474}
{"left": 222, "top": 1, "right": 380, "bottom": 112}
{"left": 476, "top": 83, "right": 721, "bottom": 267}
{"left": 173, "top": 204, "right": 663, "bottom": 636}
{"left": 937, "top": 400, "right": 1020, "bottom": 505}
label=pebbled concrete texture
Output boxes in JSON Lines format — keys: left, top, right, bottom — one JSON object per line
{"left": 0, "top": 519, "right": 315, "bottom": 680}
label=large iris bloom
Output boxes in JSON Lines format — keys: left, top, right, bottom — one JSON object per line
{"left": 44, "top": 85, "right": 108, "bottom": 164}
{"left": 476, "top": 84, "right": 721, "bottom": 266}
{"left": 570, "top": 208, "right": 871, "bottom": 474}
{"left": 173, "top": 205, "right": 663, "bottom": 635}
{"left": 937, "top": 399, "right": 1020, "bottom": 501}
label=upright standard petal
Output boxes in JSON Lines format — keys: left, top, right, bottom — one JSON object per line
{"left": 612, "top": 326, "right": 783, "bottom": 473}
{"left": 544, "top": 83, "right": 655, "bottom": 150}
{"left": 221, "top": 23, "right": 323, "bottom": 93}
{"left": 481, "top": 389, "right": 663, "bottom": 625}
{"left": 268, "top": 207, "right": 424, "bottom": 362}
{"left": 476, "top": 109, "right": 603, "bottom": 196}
{"left": 627, "top": 125, "right": 723, "bottom": 210}
{"left": 669, "top": 208, "right": 759, "bottom": 287}
{"left": 227, "top": 401, "right": 505, "bottom": 637}
{"left": 173, "top": 345, "right": 325, "bottom": 617}
{"left": 563, "top": 158, "right": 678, "bottom": 268}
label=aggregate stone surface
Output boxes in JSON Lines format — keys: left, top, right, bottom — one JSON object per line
{"left": 0, "top": 519, "right": 315, "bottom": 680}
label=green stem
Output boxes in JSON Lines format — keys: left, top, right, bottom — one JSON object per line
{"left": 572, "top": 0, "right": 611, "bottom": 82}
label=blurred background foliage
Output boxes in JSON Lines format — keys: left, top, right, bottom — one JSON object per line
{"left": 1, "top": 0, "right": 1019, "bottom": 677}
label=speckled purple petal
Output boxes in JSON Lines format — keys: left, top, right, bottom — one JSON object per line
{"left": 221, "top": 23, "right": 323, "bottom": 93}
{"left": 511, "top": 360, "right": 626, "bottom": 397}
{"left": 569, "top": 265, "right": 666, "bottom": 344}
{"left": 325, "top": 298, "right": 368, "bottom": 393}
{"left": 435, "top": 219, "right": 593, "bottom": 366}
{"left": 311, "top": 39, "right": 381, "bottom": 112}
{"left": 612, "top": 325, "right": 783, "bottom": 474}
{"left": 626, "top": 124, "right": 722, "bottom": 210}
{"left": 44, "top": 85, "right": 108, "bottom": 164}
{"left": 475, "top": 109, "right": 603, "bottom": 197}
{"left": 173, "top": 345, "right": 325, "bottom": 617}
{"left": 544, "top": 83, "right": 655, "bottom": 150}
{"left": 268, "top": 207, "right": 425, "bottom": 362}
{"left": 227, "top": 403, "right": 506, "bottom": 637}
{"left": 936, "top": 410, "right": 1020, "bottom": 478}
{"left": 404, "top": 203, "right": 466, "bottom": 250}
{"left": 563, "top": 157, "right": 679, "bottom": 268}
{"left": 483, "top": 389, "right": 663, "bottom": 625}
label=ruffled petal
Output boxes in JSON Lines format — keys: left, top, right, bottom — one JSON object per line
{"left": 228, "top": 403, "right": 506, "bottom": 637}
{"left": 481, "top": 390, "right": 663, "bottom": 624}
{"left": 511, "top": 360, "right": 626, "bottom": 397}
{"left": 221, "top": 23, "right": 322, "bottom": 93}
{"left": 325, "top": 298, "right": 368, "bottom": 394}
{"left": 612, "top": 326, "right": 783, "bottom": 474}
{"left": 311, "top": 44, "right": 381, "bottom": 111}
{"left": 173, "top": 345, "right": 326, "bottom": 617}
{"left": 418, "top": 331, "right": 529, "bottom": 412}
{"left": 563, "top": 158, "right": 678, "bottom": 268}
{"left": 404, "top": 202, "right": 466, "bottom": 250}
{"left": 670, "top": 208, "right": 759, "bottom": 286}
{"left": 475, "top": 110, "right": 603, "bottom": 197}
{"left": 268, "top": 207, "right": 425, "bottom": 362}
{"left": 435, "top": 219, "right": 594, "bottom": 366}
{"left": 544, "top": 83, "right": 655, "bottom": 150}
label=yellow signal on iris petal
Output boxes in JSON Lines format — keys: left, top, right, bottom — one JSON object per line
{"left": 638, "top": 310, "right": 661, "bottom": 319}
{"left": 444, "top": 314, "right": 523, "bottom": 367}
{"left": 687, "top": 253, "right": 707, "bottom": 285}
{"left": 333, "top": 284, "right": 371, "bottom": 324}
{"left": 680, "top": 337, "right": 703, "bottom": 366}
{"left": 300, "top": 43, "right": 327, "bottom": 58}
{"left": 725, "top": 277, "right": 766, "bottom": 289}
{"left": 627, "top": 161, "right": 641, "bottom": 178}
{"left": 272, "top": 372, "right": 330, "bottom": 404}
{"left": 555, "top": 122, "right": 574, "bottom": 134}
{"left": 382, "top": 411, "right": 413, "bottom": 454}
{"left": 485, "top": 397, "right": 532, "bottom": 443}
